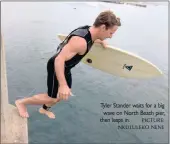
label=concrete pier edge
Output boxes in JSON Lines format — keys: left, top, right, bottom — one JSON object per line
{"left": 1, "top": 35, "right": 28, "bottom": 143}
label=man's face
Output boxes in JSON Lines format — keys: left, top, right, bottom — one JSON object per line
{"left": 99, "top": 25, "right": 118, "bottom": 40}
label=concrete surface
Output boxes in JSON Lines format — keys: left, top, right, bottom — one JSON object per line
{"left": 1, "top": 35, "right": 28, "bottom": 143}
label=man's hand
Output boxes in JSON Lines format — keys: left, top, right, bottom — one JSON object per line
{"left": 58, "top": 85, "right": 71, "bottom": 100}
{"left": 95, "top": 39, "right": 107, "bottom": 49}
{"left": 101, "top": 40, "right": 107, "bottom": 49}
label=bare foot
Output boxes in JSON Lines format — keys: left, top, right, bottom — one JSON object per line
{"left": 15, "top": 100, "right": 29, "bottom": 118}
{"left": 39, "top": 107, "right": 55, "bottom": 119}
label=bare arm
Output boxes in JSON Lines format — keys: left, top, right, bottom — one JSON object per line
{"left": 55, "top": 36, "right": 86, "bottom": 86}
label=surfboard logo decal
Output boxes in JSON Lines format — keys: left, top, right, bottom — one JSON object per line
{"left": 123, "top": 64, "right": 133, "bottom": 71}
{"left": 86, "top": 58, "right": 92, "bottom": 64}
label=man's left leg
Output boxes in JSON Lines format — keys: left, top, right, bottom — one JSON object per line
{"left": 39, "top": 71, "right": 72, "bottom": 119}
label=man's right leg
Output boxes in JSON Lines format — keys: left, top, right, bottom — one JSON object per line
{"left": 37, "top": 56, "right": 62, "bottom": 119}
{"left": 39, "top": 69, "right": 72, "bottom": 119}
{"left": 38, "top": 97, "right": 61, "bottom": 119}
{"left": 15, "top": 93, "right": 56, "bottom": 118}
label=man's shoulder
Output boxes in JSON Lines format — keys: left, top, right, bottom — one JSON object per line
{"left": 72, "top": 25, "right": 90, "bottom": 35}
{"left": 68, "top": 36, "right": 86, "bottom": 48}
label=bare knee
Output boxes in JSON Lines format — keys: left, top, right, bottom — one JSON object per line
{"left": 53, "top": 97, "right": 61, "bottom": 103}
{"left": 34, "top": 93, "right": 54, "bottom": 103}
{"left": 44, "top": 98, "right": 61, "bottom": 107}
{"left": 46, "top": 97, "right": 61, "bottom": 104}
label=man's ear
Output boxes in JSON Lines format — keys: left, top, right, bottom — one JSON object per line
{"left": 100, "top": 24, "right": 106, "bottom": 31}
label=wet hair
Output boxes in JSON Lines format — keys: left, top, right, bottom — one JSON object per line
{"left": 93, "top": 10, "right": 121, "bottom": 29}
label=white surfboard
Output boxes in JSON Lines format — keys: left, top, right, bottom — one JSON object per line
{"left": 57, "top": 34, "right": 163, "bottom": 79}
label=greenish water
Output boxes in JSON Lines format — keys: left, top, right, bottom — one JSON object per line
{"left": 2, "top": 2, "right": 168, "bottom": 144}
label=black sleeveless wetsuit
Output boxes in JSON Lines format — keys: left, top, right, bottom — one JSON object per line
{"left": 46, "top": 25, "right": 94, "bottom": 98}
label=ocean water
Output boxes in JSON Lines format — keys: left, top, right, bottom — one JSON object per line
{"left": 2, "top": 2, "right": 168, "bottom": 144}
